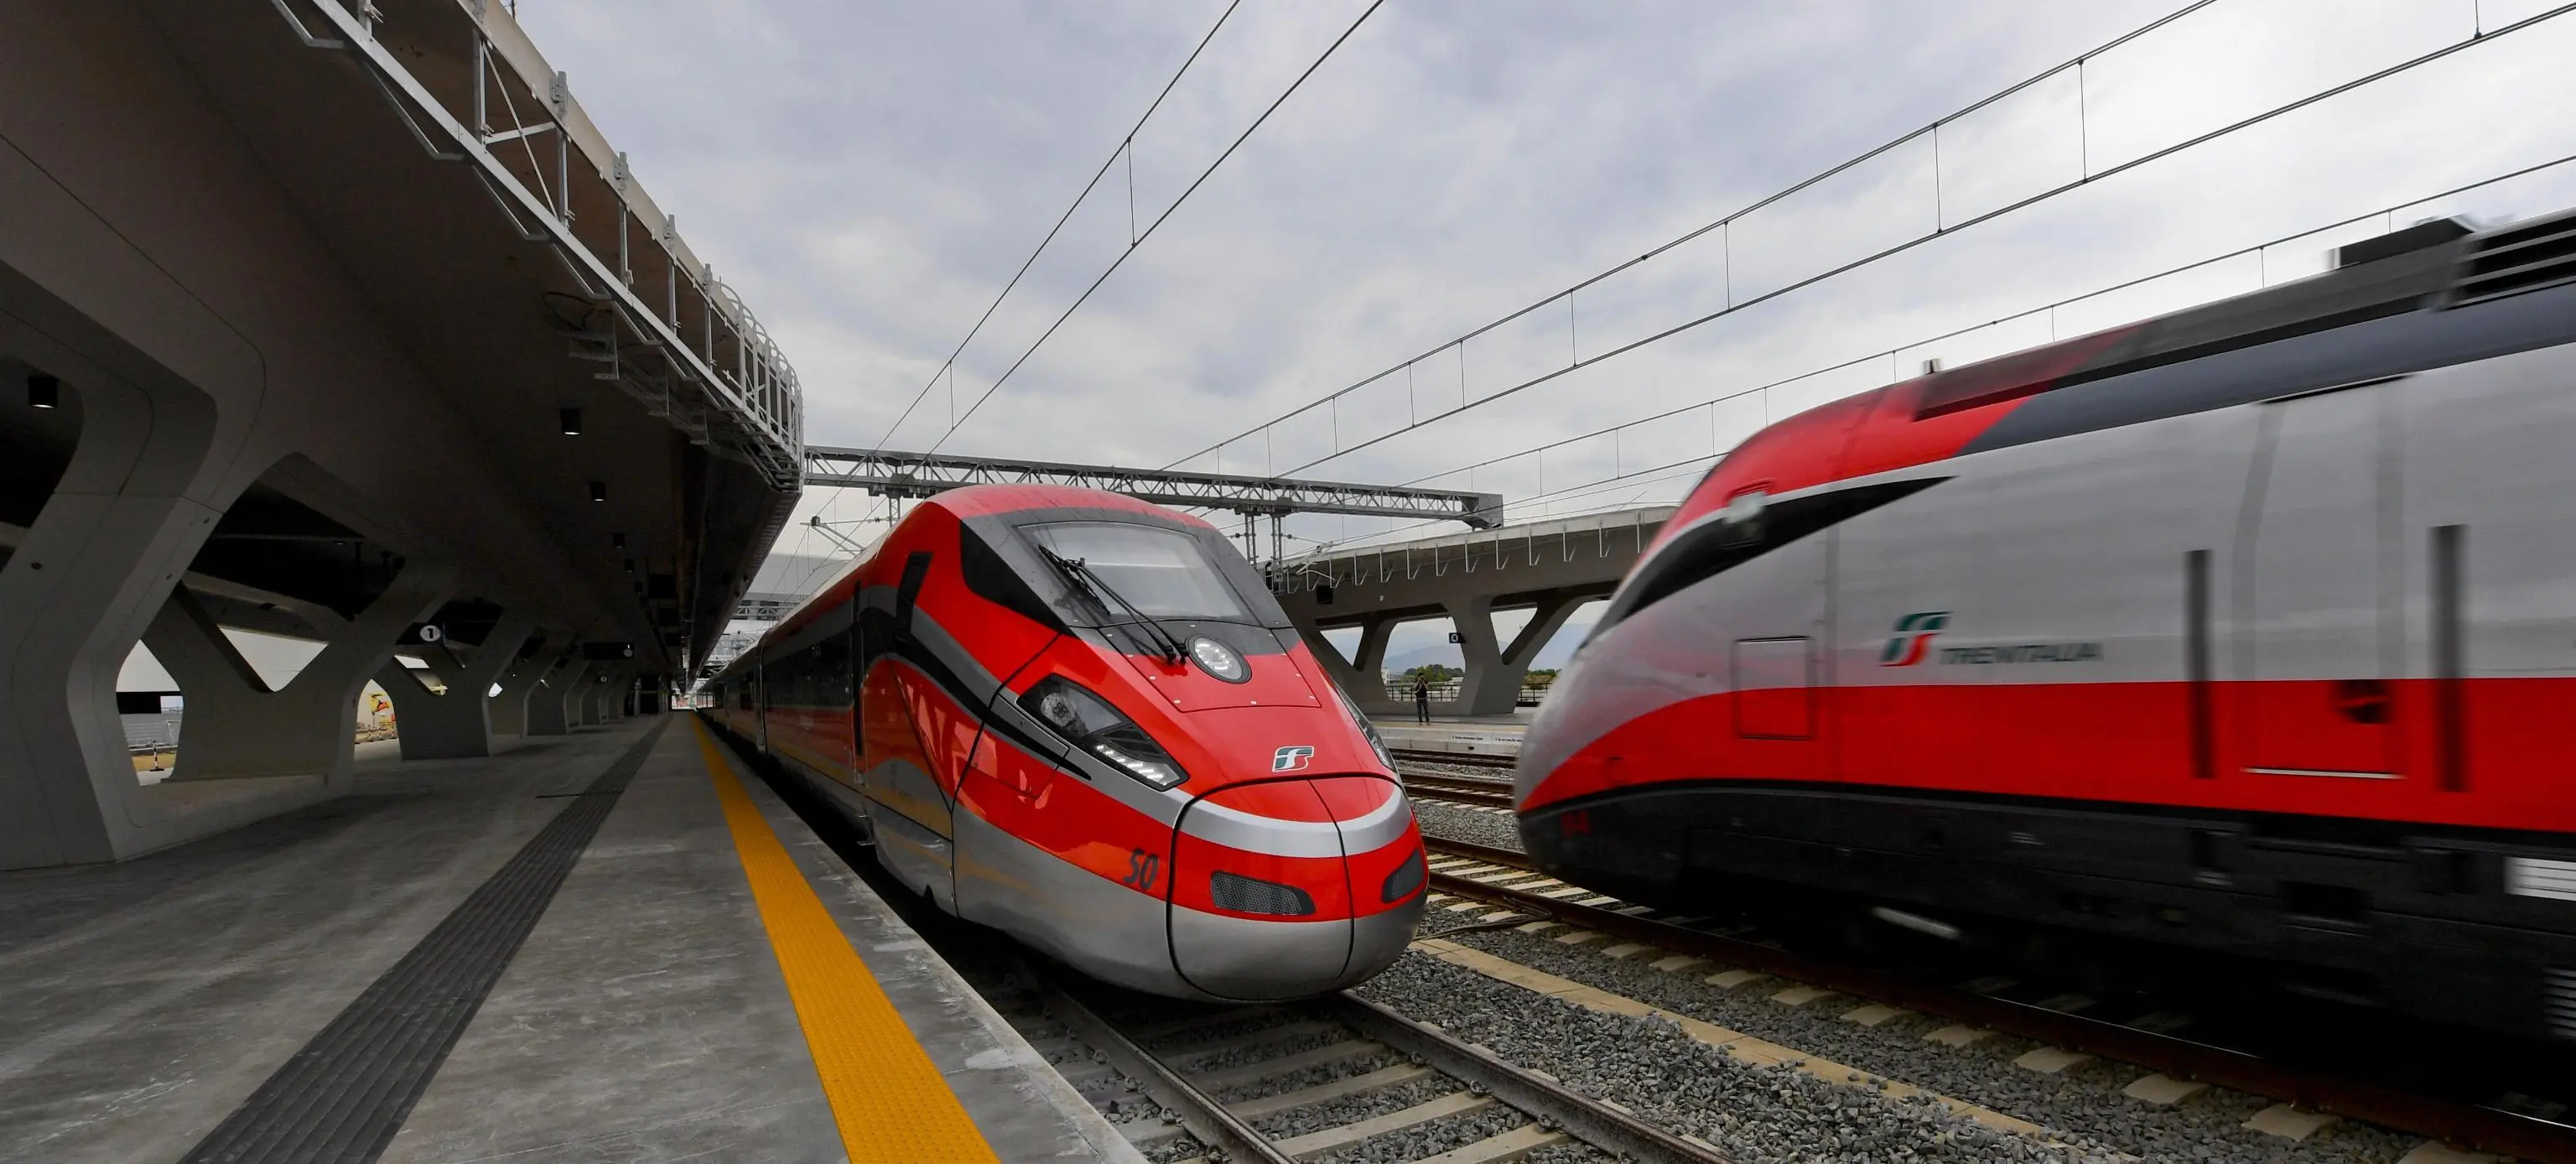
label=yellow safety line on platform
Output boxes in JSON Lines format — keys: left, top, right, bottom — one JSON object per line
{"left": 693, "top": 721, "right": 1000, "bottom": 1164}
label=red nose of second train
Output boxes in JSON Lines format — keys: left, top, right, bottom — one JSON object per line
{"left": 1166, "top": 775, "right": 1426, "bottom": 1000}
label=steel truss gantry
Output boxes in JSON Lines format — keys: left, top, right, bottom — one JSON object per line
{"left": 803, "top": 447, "right": 1506, "bottom": 530}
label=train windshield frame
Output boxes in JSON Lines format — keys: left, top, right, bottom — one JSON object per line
{"left": 1023, "top": 521, "right": 1251, "bottom": 622}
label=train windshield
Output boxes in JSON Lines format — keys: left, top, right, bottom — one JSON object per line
{"left": 1025, "top": 522, "right": 1249, "bottom": 621}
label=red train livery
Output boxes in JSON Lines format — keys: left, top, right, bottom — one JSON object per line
{"left": 704, "top": 485, "right": 1426, "bottom": 1000}
{"left": 1519, "top": 211, "right": 2576, "bottom": 1039}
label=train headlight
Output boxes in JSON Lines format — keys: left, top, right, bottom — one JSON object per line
{"left": 1381, "top": 847, "right": 1426, "bottom": 902}
{"left": 1210, "top": 870, "right": 1317, "bottom": 917}
{"left": 1020, "top": 677, "right": 1189, "bottom": 790}
{"left": 1187, "top": 636, "right": 1249, "bottom": 683}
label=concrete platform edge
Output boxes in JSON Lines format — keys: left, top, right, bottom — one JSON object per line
{"left": 719, "top": 730, "right": 1149, "bottom": 1164}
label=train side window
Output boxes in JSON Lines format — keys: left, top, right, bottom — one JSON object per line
{"left": 894, "top": 551, "right": 932, "bottom": 638}
{"left": 1716, "top": 488, "right": 1768, "bottom": 548}
{"left": 960, "top": 527, "right": 1065, "bottom": 630}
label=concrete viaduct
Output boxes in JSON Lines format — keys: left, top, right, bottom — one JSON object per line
{"left": 1270, "top": 506, "right": 1672, "bottom": 718}
{"left": 0, "top": 0, "right": 799, "bottom": 870}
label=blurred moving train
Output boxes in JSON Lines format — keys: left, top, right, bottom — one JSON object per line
{"left": 1519, "top": 210, "right": 2576, "bottom": 1039}
{"left": 703, "top": 486, "right": 1426, "bottom": 1000}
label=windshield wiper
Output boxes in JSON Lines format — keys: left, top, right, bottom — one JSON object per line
{"left": 1038, "top": 548, "right": 1186, "bottom": 663}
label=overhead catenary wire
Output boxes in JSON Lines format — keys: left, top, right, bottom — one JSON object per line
{"left": 920, "top": 0, "right": 1389, "bottom": 461}
{"left": 1157, "top": 0, "right": 2224, "bottom": 471}
{"left": 1175, "top": 0, "right": 2576, "bottom": 481}
{"left": 1284, "top": 145, "right": 2576, "bottom": 558}
{"left": 868, "top": 0, "right": 1245, "bottom": 454}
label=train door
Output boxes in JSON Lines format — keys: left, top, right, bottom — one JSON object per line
{"left": 1722, "top": 527, "right": 1831, "bottom": 783}
{"left": 862, "top": 551, "right": 959, "bottom": 910}
{"left": 2237, "top": 382, "right": 2401, "bottom": 780}
{"left": 2395, "top": 346, "right": 2576, "bottom": 800}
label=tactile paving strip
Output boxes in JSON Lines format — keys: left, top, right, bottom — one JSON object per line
{"left": 179, "top": 720, "right": 670, "bottom": 1164}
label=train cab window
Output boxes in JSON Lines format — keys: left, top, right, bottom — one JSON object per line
{"left": 1026, "top": 522, "right": 1249, "bottom": 621}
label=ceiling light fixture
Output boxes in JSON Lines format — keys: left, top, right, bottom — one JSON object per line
{"left": 558, "top": 407, "right": 582, "bottom": 435}
{"left": 28, "top": 373, "right": 60, "bottom": 409}
{"left": 589, "top": 480, "right": 607, "bottom": 502}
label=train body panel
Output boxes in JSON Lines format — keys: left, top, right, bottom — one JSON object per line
{"left": 1520, "top": 212, "right": 2576, "bottom": 1039}
{"left": 702, "top": 484, "right": 1424, "bottom": 1000}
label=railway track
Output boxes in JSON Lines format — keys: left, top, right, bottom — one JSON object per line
{"left": 1390, "top": 747, "right": 1519, "bottom": 771}
{"left": 1416, "top": 836, "right": 2576, "bottom": 1163}
{"left": 1025, "top": 966, "right": 1733, "bottom": 1164}
{"left": 1400, "top": 771, "right": 1518, "bottom": 808}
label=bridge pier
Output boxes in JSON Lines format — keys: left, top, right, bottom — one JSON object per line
{"left": 1271, "top": 507, "right": 1673, "bottom": 725}
{"left": 1445, "top": 590, "right": 1590, "bottom": 717}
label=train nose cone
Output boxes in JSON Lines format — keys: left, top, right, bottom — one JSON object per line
{"left": 1167, "top": 776, "right": 1425, "bottom": 1000}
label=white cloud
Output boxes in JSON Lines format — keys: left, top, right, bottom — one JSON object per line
{"left": 517, "top": 0, "right": 2576, "bottom": 564}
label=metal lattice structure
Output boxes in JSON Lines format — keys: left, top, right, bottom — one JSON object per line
{"left": 271, "top": 0, "right": 804, "bottom": 490}
{"left": 805, "top": 447, "right": 1506, "bottom": 528}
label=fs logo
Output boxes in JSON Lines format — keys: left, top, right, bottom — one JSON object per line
{"left": 1271, "top": 745, "right": 1316, "bottom": 772}
{"left": 1880, "top": 611, "right": 1950, "bottom": 667}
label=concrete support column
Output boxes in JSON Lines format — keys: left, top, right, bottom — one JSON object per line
{"left": 484, "top": 634, "right": 560, "bottom": 737}
{"left": 148, "top": 563, "right": 454, "bottom": 781}
{"left": 531, "top": 658, "right": 591, "bottom": 735}
{"left": 373, "top": 611, "right": 535, "bottom": 760}
{"left": 579, "top": 663, "right": 631, "bottom": 726}
{"left": 600, "top": 666, "right": 633, "bottom": 723}
{"left": 1285, "top": 608, "right": 1404, "bottom": 716}
{"left": 1444, "top": 592, "right": 1585, "bottom": 717}
{"left": 0, "top": 349, "right": 231, "bottom": 868}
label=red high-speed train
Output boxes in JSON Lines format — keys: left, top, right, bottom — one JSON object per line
{"left": 1518, "top": 211, "right": 2576, "bottom": 1039}
{"left": 704, "top": 485, "right": 1426, "bottom": 1000}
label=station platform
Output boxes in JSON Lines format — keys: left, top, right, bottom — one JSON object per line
{"left": 0, "top": 716, "right": 1137, "bottom": 1164}
{"left": 1372, "top": 711, "right": 1530, "bottom": 759}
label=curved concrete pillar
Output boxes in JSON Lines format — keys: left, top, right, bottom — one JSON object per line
{"left": 1444, "top": 590, "right": 1587, "bottom": 717}
{"left": 1285, "top": 608, "right": 1404, "bottom": 716}
{"left": 578, "top": 663, "right": 632, "bottom": 727}
{"left": 374, "top": 611, "right": 534, "bottom": 760}
{"left": 148, "top": 562, "right": 455, "bottom": 781}
{"left": 0, "top": 366, "right": 229, "bottom": 866}
{"left": 530, "top": 659, "right": 591, "bottom": 735}
{"left": 486, "top": 636, "right": 563, "bottom": 737}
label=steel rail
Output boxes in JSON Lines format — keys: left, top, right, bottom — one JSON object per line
{"left": 1401, "top": 774, "right": 1517, "bottom": 808}
{"left": 1317, "top": 991, "right": 1735, "bottom": 1163}
{"left": 1390, "top": 748, "right": 1519, "bottom": 771}
{"left": 1420, "top": 838, "right": 2576, "bottom": 1162}
{"left": 1026, "top": 970, "right": 1297, "bottom": 1164}
{"left": 1030, "top": 960, "right": 1733, "bottom": 1163}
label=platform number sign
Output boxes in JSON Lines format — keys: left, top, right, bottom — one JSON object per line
{"left": 1122, "top": 847, "right": 1160, "bottom": 892}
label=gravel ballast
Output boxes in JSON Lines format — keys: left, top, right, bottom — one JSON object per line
{"left": 1410, "top": 797, "right": 1526, "bottom": 852}
{"left": 1357, "top": 951, "right": 2132, "bottom": 1164}
{"left": 1395, "top": 927, "right": 2428, "bottom": 1162}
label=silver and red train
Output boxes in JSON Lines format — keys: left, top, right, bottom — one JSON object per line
{"left": 703, "top": 486, "right": 1426, "bottom": 1000}
{"left": 1519, "top": 210, "right": 2576, "bottom": 1039}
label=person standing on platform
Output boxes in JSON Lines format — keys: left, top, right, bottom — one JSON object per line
{"left": 1413, "top": 676, "right": 1431, "bottom": 724}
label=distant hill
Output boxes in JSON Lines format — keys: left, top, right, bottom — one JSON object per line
{"left": 1382, "top": 643, "right": 1461, "bottom": 673}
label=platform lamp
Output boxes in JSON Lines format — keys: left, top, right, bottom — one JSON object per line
{"left": 28, "top": 372, "right": 60, "bottom": 409}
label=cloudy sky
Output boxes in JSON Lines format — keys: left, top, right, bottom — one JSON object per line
{"left": 517, "top": 0, "right": 2576, "bottom": 584}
